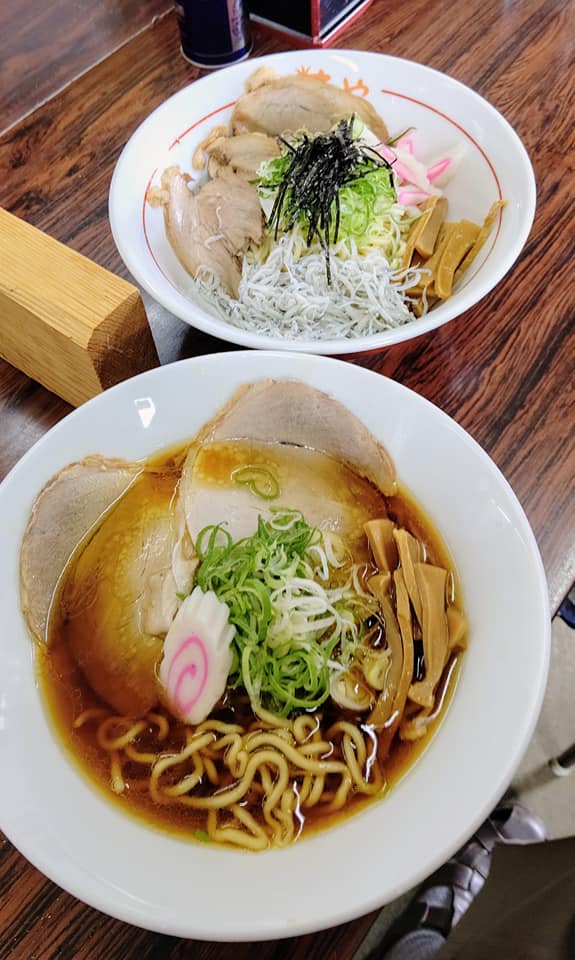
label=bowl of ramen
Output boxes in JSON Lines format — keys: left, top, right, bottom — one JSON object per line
{"left": 109, "top": 49, "right": 535, "bottom": 355}
{"left": 0, "top": 353, "right": 549, "bottom": 939}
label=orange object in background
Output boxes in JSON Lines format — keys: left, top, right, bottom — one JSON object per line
{"left": 249, "top": 0, "right": 373, "bottom": 48}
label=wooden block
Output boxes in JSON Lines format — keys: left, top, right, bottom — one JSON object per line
{"left": 0, "top": 208, "right": 159, "bottom": 407}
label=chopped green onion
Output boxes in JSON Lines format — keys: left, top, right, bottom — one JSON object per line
{"left": 386, "top": 126, "right": 415, "bottom": 147}
{"left": 232, "top": 465, "right": 280, "bottom": 500}
{"left": 195, "top": 510, "right": 376, "bottom": 718}
{"left": 194, "top": 829, "right": 211, "bottom": 843}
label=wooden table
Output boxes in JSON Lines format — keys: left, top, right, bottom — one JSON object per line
{"left": 1, "top": 0, "right": 574, "bottom": 956}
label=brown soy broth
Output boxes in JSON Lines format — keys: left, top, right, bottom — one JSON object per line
{"left": 38, "top": 639, "right": 210, "bottom": 834}
{"left": 38, "top": 438, "right": 465, "bottom": 845}
{"left": 301, "top": 653, "right": 461, "bottom": 837}
{"left": 387, "top": 490, "right": 455, "bottom": 574}
{"left": 38, "top": 641, "right": 461, "bottom": 840}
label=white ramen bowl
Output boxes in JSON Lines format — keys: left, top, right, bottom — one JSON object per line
{"left": 109, "top": 49, "right": 535, "bottom": 355}
{"left": 0, "top": 353, "right": 549, "bottom": 940}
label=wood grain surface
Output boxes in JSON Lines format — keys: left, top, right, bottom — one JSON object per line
{"left": 1, "top": 0, "right": 574, "bottom": 956}
{"left": 0, "top": 0, "right": 171, "bottom": 133}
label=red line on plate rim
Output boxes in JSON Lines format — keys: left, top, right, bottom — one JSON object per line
{"left": 142, "top": 91, "right": 504, "bottom": 306}
{"left": 168, "top": 100, "right": 236, "bottom": 150}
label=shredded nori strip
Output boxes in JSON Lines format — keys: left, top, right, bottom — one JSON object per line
{"left": 268, "top": 117, "right": 393, "bottom": 282}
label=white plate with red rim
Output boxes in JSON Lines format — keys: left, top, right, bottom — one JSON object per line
{"left": 0, "top": 352, "right": 549, "bottom": 940}
{"left": 109, "top": 49, "right": 536, "bottom": 354}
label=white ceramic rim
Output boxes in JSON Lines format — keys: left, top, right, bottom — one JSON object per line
{"left": 109, "top": 49, "right": 536, "bottom": 355}
{"left": 0, "top": 353, "right": 550, "bottom": 940}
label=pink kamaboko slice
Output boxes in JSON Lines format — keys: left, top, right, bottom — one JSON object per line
{"left": 159, "top": 586, "right": 235, "bottom": 725}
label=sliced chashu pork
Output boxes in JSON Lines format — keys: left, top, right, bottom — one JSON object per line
{"left": 182, "top": 439, "right": 387, "bottom": 555}
{"left": 157, "top": 164, "right": 263, "bottom": 297}
{"left": 21, "top": 457, "right": 197, "bottom": 716}
{"left": 20, "top": 456, "right": 141, "bottom": 645}
{"left": 198, "top": 379, "right": 397, "bottom": 494}
{"left": 59, "top": 470, "right": 196, "bottom": 716}
{"left": 179, "top": 380, "right": 397, "bottom": 548}
{"left": 205, "top": 132, "right": 281, "bottom": 180}
{"left": 231, "top": 74, "right": 389, "bottom": 142}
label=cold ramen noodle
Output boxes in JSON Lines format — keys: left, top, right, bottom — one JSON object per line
{"left": 20, "top": 381, "right": 467, "bottom": 851}
{"left": 147, "top": 67, "right": 504, "bottom": 340}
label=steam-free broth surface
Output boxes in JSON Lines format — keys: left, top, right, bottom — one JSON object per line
{"left": 39, "top": 434, "right": 464, "bottom": 848}
{"left": 38, "top": 641, "right": 460, "bottom": 839}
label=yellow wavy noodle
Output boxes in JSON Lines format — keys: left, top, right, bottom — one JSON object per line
{"left": 73, "top": 709, "right": 387, "bottom": 851}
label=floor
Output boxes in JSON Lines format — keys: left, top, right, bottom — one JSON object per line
{"left": 353, "top": 610, "right": 575, "bottom": 959}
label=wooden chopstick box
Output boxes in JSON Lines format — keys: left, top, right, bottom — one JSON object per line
{"left": 0, "top": 208, "right": 159, "bottom": 407}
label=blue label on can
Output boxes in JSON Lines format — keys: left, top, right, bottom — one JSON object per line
{"left": 176, "top": 0, "right": 253, "bottom": 68}
{"left": 226, "top": 0, "right": 250, "bottom": 51}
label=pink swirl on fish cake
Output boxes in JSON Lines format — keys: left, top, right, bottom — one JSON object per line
{"left": 166, "top": 635, "right": 209, "bottom": 716}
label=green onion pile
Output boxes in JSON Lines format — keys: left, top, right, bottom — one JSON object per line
{"left": 195, "top": 510, "right": 376, "bottom": 718}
